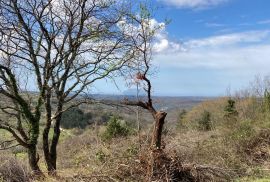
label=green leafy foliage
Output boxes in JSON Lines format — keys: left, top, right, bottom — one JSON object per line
{"left": 61, "top": 107, "right": 92, "bottom": 129}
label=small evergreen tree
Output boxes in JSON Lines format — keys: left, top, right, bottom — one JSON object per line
{"left": 198, "top": 111, "right": 212, "bottom": 131}
{"left": 224, "top": 98, "right": 238, "bottom": 119}
{"left": 101, "top": 116, "right": 131, "bottom": 140}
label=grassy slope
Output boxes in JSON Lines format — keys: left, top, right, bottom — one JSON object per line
{"left": 1, "top": 96, "right": 270, "bottom": 181}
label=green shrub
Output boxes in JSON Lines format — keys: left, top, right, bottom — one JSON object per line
{"left": 198, "top": 111, "right": 212, "bottom": 131}
{"left": 101, "top": 116, "right": 131, "bottom": 140}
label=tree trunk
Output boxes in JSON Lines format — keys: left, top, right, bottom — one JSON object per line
{"left": 49, "top": 105, "right": 63, "bottom": 173}
{"left": 147, "top": 111, "right": 167, "bottom": 180}
{"left": 43, "top": 94, "right": 55, "bottom": 173}
{"left": 43, "top": 127, "right": 55, "bottom": 173}
{"left": 27, "top": 117, "right": 43, "bottom": 176}
{"left": 42, "top": 101, "right": 63, "bottom": 175}
{"left": 151, "top": 111, "right": 167, "bottom": 149}
{"left": 49, "top": 115, "right": 61, "bottom": 171}
{"left": 28, "top": 145, "right": 42, "bottom": 175}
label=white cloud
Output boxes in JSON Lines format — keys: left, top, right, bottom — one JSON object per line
{"left": 158, "top": 0, "right": 228, "bottom": 9}
{"left": 150, "top": 19, "right": 184, "bottom": 53}
{"left": 155, "top": 44, "right": 270, "bottom": 71}
{"left": 153, "top": 29, "right": 270, "bottom": 54}
{"left": 152, "top": 24, "right": 270, "bottom": 55}
{"left": 153, "top": 39, "right": 169, "bottom": 52}
{"left": 153, "top": 36, "right": 183, "bottom": 53}
{"left": 153, "top": 29, "right": 270, "bottom": 75}
{"left": 183, "top": 30, "right": 270, "bottom": 48}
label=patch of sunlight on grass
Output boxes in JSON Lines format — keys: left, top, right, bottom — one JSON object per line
{"left": 15, "top": 152, "right": 27, "bottom": 159}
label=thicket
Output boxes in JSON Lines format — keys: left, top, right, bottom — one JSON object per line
{"left": 61, "top": 107, "right": 93, "bottom": 129}
{"left": 60, "top": 107, "right": 115, "bottom": 129}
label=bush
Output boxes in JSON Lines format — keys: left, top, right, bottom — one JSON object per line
{"left": 229, "top": 120, "right": 254, "bottom": 142}
{"left": 61, "top": 107, "right": 92, "bottom": 129}
{"left": 101, "top": 116, "right": 132, "bottom": 140}
{"left": 198, "top": 111, "right": 212, "bottom": 131}
{"left": 0, "top": 157, "right": 31, "bottom": 182}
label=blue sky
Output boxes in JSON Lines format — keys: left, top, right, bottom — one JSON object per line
{"left": 94, "top": 0, "right": 270, "bottom": 96}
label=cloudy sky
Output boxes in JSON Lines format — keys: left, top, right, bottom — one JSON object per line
{"left": 94, "top": 0, "right": 270, "bottom": 96}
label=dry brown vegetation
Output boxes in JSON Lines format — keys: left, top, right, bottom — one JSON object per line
{"left": 1, "top": 92, "right": 270, "bottom": 181}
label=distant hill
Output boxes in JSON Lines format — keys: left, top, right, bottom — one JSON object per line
{"left": 88, "top": 94, "right": 214, "bottom": 111}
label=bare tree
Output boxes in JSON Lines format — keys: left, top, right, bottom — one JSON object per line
{"left": 0, "top": 0, "right": 135, "bottom": 175}
{"left": 120, "top": 6, "right": 169, "bottom": 180}
{"left": 121, "top": 4, "right": 167, "bottom": 150}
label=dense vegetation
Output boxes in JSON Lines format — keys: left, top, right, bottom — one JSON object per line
{"left": 61, "top": 108, "right": 93, "bottom": 129}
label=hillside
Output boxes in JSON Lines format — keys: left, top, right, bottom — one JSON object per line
{"left": 1, "top": 95, "right": 270, "bottom": 181}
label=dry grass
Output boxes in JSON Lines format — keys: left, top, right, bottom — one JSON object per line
{"left": 1, "top": 97, "right": 270, "bottom": 181}
{"left": 242, "top": 129, "right": 270, "bottom": 165}
{"left": 0, "top": 156, "right": 31, "bottom": 182}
